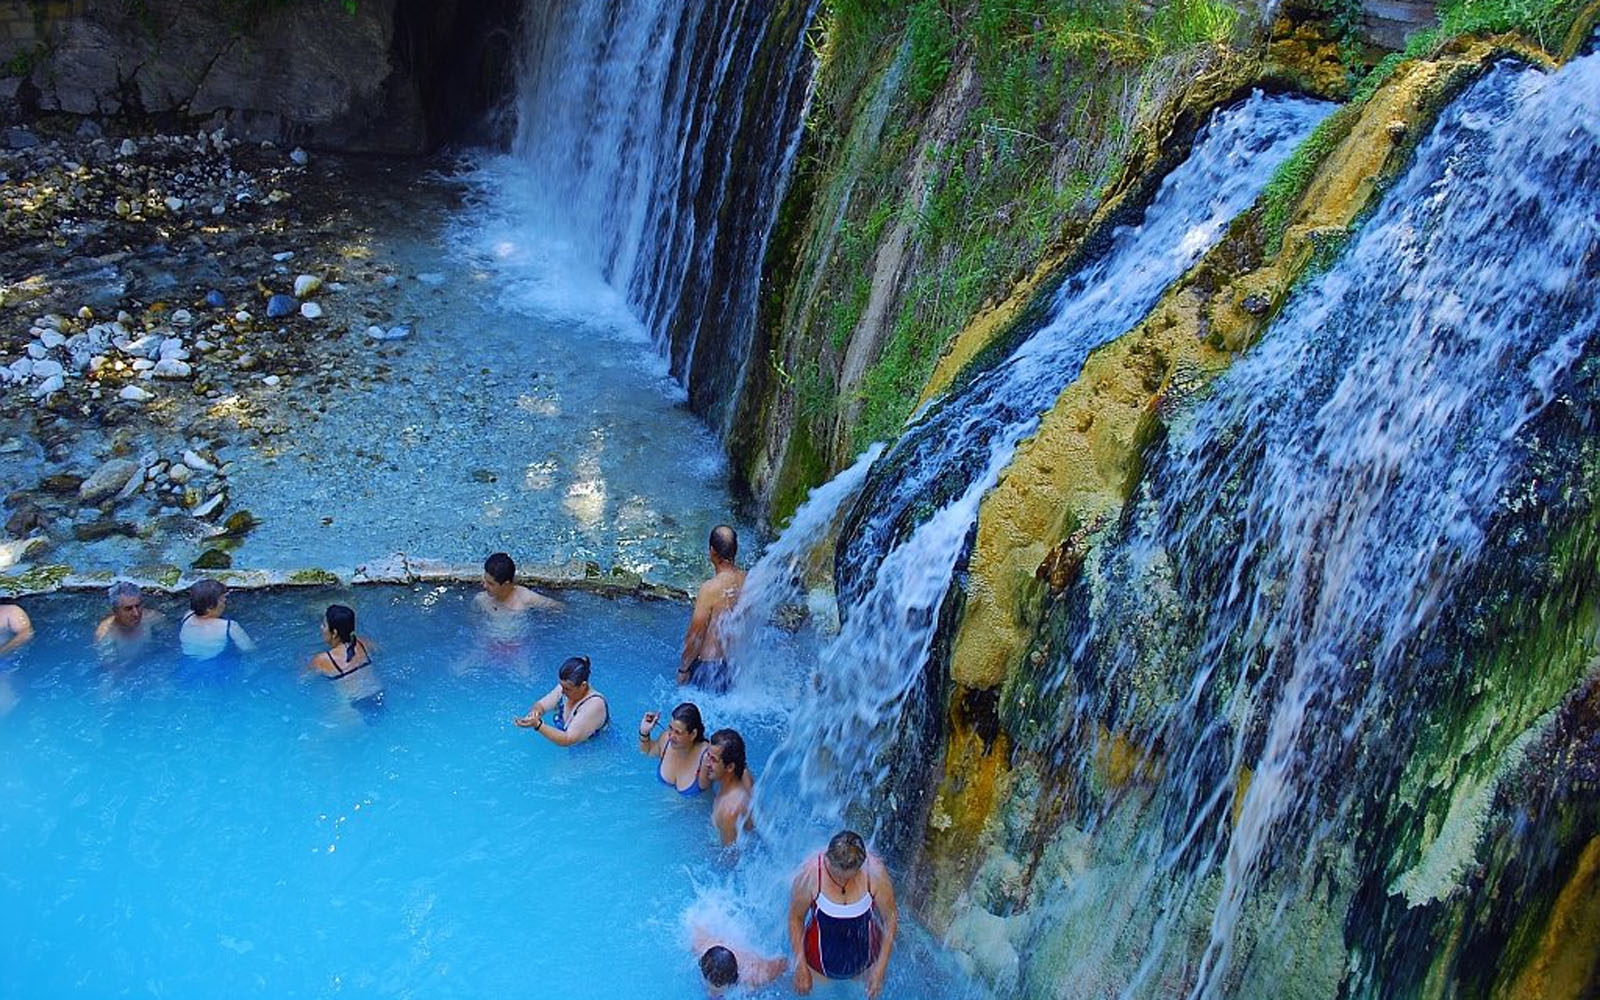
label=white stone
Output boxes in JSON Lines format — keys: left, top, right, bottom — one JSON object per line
{"left": 171, "top": 309, "right": 193, "bottom": 326}
{"left": 8, "top": 358, "right": 33, "bottom": 378}
{"left": 193, "top": 493, "right": 227, "bottom": 519}
{"left": 262, "top": 375, "right": 282, "bottom": 387}
{"left": 293, "top": 274, "right": 322, "bottom": 298}
{"left": 26, "top": 343, "right": 46, "bottom": 359}
{"left": 272, "top": 251, "right": 295, "bottom": 262}
{"left": 164, "top": 196, "right": 184, "bottom": 212}
{"left": 119, "top": 138, "right": 137, "bottom": 156}
{"left": 30, "top": 358, "right": 63, "bottom": 379}
{"left": 299, "top": 301, "right": 323, "bottom": 320}
{"left": 168, "top": 463, "right": 192, "bottom": 484}
{"left": 119, "top": 385, "right": 154, "bottom": 402}
{"left": 89, "top": 356, "right": 107, "bottom": 372}
{"left": 31, "top": 374, "right": 63, "bottom": 397}
{"left": 365, "top": 325, "right": 387, "bottom": 339}
{"left": 235, "top": 311, "right": 252, "bottom": 323}
{"left": 116, "top": 311, "right": 133, "bottom": 326}
{"left": 182, "top": 449, "right": 218, "bottom": 473}
{"left": 122, "top": 335, "right": 160, "bottom": 358}
{"left": 194, "top": 340, "right": 215, "bottom": 353}
{"left": 159, "top": 338, "right": 186, "bottom": 360}
{"left": 131, "top": 359, "right": 155, "bottom": 372}
{"left": 39, "top": 314, "right": 65, "bottom": 332}
{"left": 152, "top": 359, "right": 192, "bottom": 378}
{"left": 80, "top": 458, "right": 141, "bottom": 502}
{"left": 416, "top": 272, "right": 446, "bottom": 286}
{"left": 40, "top": 330, "right": 65, "bottom": 349}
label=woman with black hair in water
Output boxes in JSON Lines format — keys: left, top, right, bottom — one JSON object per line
{"left": 308, "top": 604, "right": 383, "bottom": 719}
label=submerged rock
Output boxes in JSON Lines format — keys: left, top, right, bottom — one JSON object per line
{"left": 192, "top": 548, "right": 232, "bottom": 569}
{"left": 79, "top": 459, "right": 141, "bottom": 503}
{"left": 204, "top": 289, "right": 227, "bottom": 308}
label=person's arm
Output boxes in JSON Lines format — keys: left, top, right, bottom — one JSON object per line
{"left": 0, "top": 607, "right": 35, "bottom": 656}
{"left": 740, "top": 951, "right": 787, "bottom": 989}
{"left": 678, "top": 585, "right": 714, "bottom": 680}
{"left": 524, "top": 588, "right": 563, "bottom": 611}
{"left": 94, "top": 615, "right": 115, "bottom": 643}
{"left": 864, "top": 858, "right": 898, "bottom": 999}
{"left": 514, "top": 685, "right": 562, "bottom": 726}
{"left": 637, "top": 711, "right": 664, "bottom": 755}
{"left": 228, "top": 621, "right": 257, "bottom": 653}
{"left": 788, "top": 865, "right": 816, "bottom": 995}
{"left": 524, "top": 694, "right": 605, "bottom": 746}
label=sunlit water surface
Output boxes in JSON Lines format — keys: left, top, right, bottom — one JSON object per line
{"left": 0, "top": 589, "right": 973, "bottom": 998}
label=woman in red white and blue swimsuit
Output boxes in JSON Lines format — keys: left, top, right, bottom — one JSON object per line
{"left": 788, "top": 830, "right": 900, "bottom": 998}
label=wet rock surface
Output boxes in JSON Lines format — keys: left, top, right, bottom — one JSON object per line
{"left": 0, "top": 119, "right": 465, "bottom": 576}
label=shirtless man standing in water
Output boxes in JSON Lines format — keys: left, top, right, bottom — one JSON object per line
{"left": 678, "top": 525, "right": 745, "bottom": 693}
{"left": 475, "top": 553, "right": 561, "bottom": 629}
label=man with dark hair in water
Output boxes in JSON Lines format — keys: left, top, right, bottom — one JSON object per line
{"left": 692, "top": 925, "right": 784, "bottom": 993}
{"left": 678, "top": 525, "right": 744, "bottom": 693}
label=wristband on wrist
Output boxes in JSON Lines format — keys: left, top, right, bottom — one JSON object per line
{"left": 532, "top": 717, "right": 543, "bottom": 730}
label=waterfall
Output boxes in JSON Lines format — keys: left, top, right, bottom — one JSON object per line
{"left": 745, "top": 93, "right": 1332, "bottom": 851}
{"left": 1004, "top": 53, "right": 1600, "bottom": 999}
{"left": 510, "top": 0, "right": 819, "bottom": 428}
{"left": 835, "top": 93, "right": 1333, "bottom": 605}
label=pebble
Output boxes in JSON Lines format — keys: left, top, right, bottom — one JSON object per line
{"left": 119, "top": 138, "right": 137, "bottom": 157}
{"left": 40, "top": 330, "right": 66, "bottom": 348}
{"left": 272, "top": 251, "right": 295, "bottom": 262}
{"left": 182, "top": 449, "right": 218, "bottom": 473}
{"left": 168, "top": 463, "right": 193, "bottom": 484}
{"left": 171, "top": 309, "right": 193, "bottom": 326}
{"left": 152, "top": 359, "right": 192, "bottom": 378}
{"left": 205, "top": 289, "right": 227, "bottom": 308}
{"left": 289, "top": 147, "right": 310, "bottom": 166}
{"left": 164, "top": 196, "right": 185, "bottom": 212}
{"left": 262, "top": 374, "right": 282, "bottom": 387}
{"left": 31, "top": 358, "right": 64, "bottom": 379}
{"left": 293, "top": 274, "right": 322, "bottom": 298}
{"left": 234, "top": 310, "right": 253, "bottom": 323}
{"left": 299, "top": 301, "right": 323, "bottom": 320}
{"left": 159, "top": 338, "right": 187, "bottom": 360}
{"left": 32, "top": 374, "right": 64, "bottom": 397}
{"left": 26, "top": 343, "right": 47, "bottom": 359}
{"left": 119, "top": 385, "right": 154, "bottom": 402}
{"left": 265, "top": 294, "right": 298, "bottom": 319}
{"left": 132, "top": 358, "right": 156, "bottom": 372}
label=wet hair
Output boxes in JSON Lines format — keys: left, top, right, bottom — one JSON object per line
{"left": 700, "top": 945, "right": 739, "bottom": 988}
{"left": 557, "top": 654, "right": 591, "bottom": 685}
{"left": 826, "top": 830, "right": 867, "bottom": 872}
{"left": 708, "top": 729, "right": 747, "bottom": 779}
{"left": 108, "top": 581, "right": 142, "bottom": 606}
{"left": 484, "top": 552, "right": 516, "bottom": 585}
{"left": 189, "top": 579, "right": 226, "bottom": 615}
{"left": 324, "top": 604, "right": 357, "bottom": 662}
{"left": 669, "top": 702, "right": 706, "bottom": 742}
{"left": 709, "top": 524, "right": 738, "bottom": 563}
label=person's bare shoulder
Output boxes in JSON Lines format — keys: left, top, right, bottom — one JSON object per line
{"left": 518, "top": 586, "right": 562, "bottom": 611}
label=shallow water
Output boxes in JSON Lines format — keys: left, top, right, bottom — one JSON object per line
{"left": 0, "top": 589, "right": 976, "bottom": 998}
{"left": 220, "top": 161, "right": 749, "bottom": 586}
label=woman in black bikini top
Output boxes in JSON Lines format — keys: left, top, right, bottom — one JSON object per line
{"left": 309, "top": 604, "right": 382, "bottom": 710}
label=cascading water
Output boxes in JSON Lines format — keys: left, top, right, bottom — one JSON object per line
{"left": 990, "top": 54, "right": 1600, "bottom": 999}
{"left": 835, "top": 93, "right": 1333, "bottom": 605}
{"left": 745, "top": 93, "right": 1332, "bottom": 851}
{"left": 507, "top": 0, "right": 819, "bottom": 427}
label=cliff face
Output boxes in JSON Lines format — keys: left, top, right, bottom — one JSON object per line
{"left": 0, "top": 0, "right": 521, "bottom": 152}
{"left": 739, "top": 0, "right": 1600, "bottom": 995}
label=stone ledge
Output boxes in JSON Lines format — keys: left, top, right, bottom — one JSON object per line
{"left": 0, "top": 553, "right": 690, "bottom": 602}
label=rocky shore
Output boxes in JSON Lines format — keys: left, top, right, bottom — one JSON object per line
{"left": 0, "top": 117, "right": 459, "bottom": 581}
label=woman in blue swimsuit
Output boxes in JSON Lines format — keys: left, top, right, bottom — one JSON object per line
{"left": 637, "top": 702, "right": 710, "bottom": 795}
{"left": 515, "top": 655, "right": 609, "bottom": 746}
{"left": 787, "top": 830, "right": 899, "bottom": 998}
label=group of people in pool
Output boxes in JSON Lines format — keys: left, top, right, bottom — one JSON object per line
{"left": 0, "top": 525, "right": 900, "bottom": 996}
